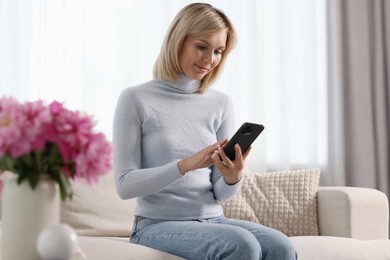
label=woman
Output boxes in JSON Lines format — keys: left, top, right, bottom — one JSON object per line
{"left": 113, "top": 3, "right": 297, "bottom": 259}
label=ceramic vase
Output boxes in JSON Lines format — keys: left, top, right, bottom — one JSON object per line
{"left": 1, "top": 175, "right": 60, "bottom": 260}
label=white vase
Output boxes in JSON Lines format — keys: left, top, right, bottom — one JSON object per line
{"left": 1, "top": 175, "right": 60, "bottom": 260}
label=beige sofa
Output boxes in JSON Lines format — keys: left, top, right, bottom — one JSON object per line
{"left": 2, "top": 169, "right": 390, "bottom": 260}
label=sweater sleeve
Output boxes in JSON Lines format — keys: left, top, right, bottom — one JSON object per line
{"left": 211, "top": 95, "right": 244, "bottom": 203}
{"left": 113, "top": 88, "right": 183, "bottom": 199}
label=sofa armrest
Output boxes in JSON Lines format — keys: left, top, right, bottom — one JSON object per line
{"left": 317, "top": 187, "right": 389, "bottom": 240}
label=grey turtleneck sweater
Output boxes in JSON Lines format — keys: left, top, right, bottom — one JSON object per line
{"left": 113, "top": 75, "right": 243, "bottom": 220}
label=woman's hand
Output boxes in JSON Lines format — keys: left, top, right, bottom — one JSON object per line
{"left": 177, "top": 139, "right": 228, "bottom": 175}
{"left": 212, "top": 143, "right": 251, "bottom": 185}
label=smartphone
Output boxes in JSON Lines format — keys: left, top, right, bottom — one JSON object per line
{"left": 223, "top": 122, "right": 264, "bottom": 160}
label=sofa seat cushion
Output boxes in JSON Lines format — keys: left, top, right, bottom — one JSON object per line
{"left": 74, "top": 235, "right": 390, "bottom": 260}
{"left": 75, "top": 236, "right": 184, "bottom": 260}
{"left": 290, "top": 236, "right": 390, "bottom": 260}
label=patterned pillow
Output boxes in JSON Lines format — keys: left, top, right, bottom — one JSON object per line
{"left": 222, "top": 168, "right": 320, "bottom": 236}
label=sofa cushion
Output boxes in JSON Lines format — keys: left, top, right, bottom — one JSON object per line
{"left": 290, "top": 236, "right": 390, "bottom": 260}
{"left": 222, "top": 168, "right": 320, "bottom": 236}
{"left": 74, "top": 237, "right": 184, "bottom": 260}
{"left": 60, "top": 172, "right": 135, "bottom": 237}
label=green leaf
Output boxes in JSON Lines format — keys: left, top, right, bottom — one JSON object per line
{"left": 0, "top": 156, "right": 15, "bottom": 171}
{"left": 0, "top": 142, "right": 75, "bottom": 200}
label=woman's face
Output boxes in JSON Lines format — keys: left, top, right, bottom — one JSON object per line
{"left": 179, "top": 30, "right": 227, "bottom": 80}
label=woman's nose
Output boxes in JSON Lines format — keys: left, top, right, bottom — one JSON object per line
{"left": 203, "top": 51, "right": 213, "bottom": 64}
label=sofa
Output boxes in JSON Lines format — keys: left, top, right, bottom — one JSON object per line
{"left": 2, "top": 168, "right": 390, "bottom": 260}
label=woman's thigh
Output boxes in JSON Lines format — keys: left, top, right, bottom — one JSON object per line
{"left": 130, "top": 216, "right": 261, "bottom": 260}
{"left": 220, "top": 218, "right": 297, "bottom": 260}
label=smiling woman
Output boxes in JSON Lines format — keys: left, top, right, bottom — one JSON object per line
{"left": 0, "top": 0, "right": 327, "bottom": 174}
{"left": 178, "top": 33, "right": 226, "bottom": 81}
{"left": 112, "top": 3, "right": 297, "bottom": 259}
{"left": 153, "top": 2, "right": 236, "bottom": 93}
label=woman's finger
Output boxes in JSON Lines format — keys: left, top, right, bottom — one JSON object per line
{"left": 242, "top": 146, "right": 252, "bottom": 160}
{"left": 234, "top": 144, "right": 243, "bottom": 161}
{"left": 212, "top": 150, "right": 226, "bottom": 169}
{"left": 206, "top": 139, "right": 228, "bottom": 154}
{"left": 217, "top": 147, "right": 234, "bottom": 168}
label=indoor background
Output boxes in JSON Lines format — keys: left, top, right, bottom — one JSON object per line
{"left": 1, "top": 0, "right": 388, "bottom": 201}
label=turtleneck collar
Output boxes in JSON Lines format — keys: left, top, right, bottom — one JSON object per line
{"left": 157, "top": 74, "right": 201, "bottom": 93}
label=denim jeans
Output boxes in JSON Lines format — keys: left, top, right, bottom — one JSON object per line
{"left": 130, "top": 215, "right": 297, "bottom": 260}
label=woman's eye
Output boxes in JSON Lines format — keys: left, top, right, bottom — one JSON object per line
{"left": 197, "top": 45, "right": 207, "bottom": 50}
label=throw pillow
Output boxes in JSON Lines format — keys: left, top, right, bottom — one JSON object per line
{"left": 60, "top": 172, "right": 135, "bottom": 237}
{"left": 222, "top": 168, "right": 320, "bottom": 236}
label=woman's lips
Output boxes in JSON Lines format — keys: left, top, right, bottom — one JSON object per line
{"left": 195, "top": 64, "right": 209, "bottom": 73}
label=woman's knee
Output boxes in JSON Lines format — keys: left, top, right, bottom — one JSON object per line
{"left": 263, "top": 231, "right": 297, "bottom": 260}
{"left": 276, "top": 238, "right": 297, "bottom": 260}
{"left": 214, "top": 227, "right": 261, "bottom": 260}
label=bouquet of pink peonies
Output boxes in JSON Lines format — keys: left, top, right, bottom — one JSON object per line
{"left": 0, "top": 96, "right": 113, "bottom": 200}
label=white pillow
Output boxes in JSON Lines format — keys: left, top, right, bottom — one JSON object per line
{"left": 60, "top": 172, "right": 135, "bottom": 237}
{"left": 222, "top": 168, "right": 320, "bottom": 236}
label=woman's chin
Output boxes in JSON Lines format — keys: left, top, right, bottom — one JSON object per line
{"left": 186, "top": 72, "right": 207, "bottom": 81}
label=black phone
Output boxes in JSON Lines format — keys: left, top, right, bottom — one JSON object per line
{"left": 223, "top": 122, "right": 264, "bottom": 160}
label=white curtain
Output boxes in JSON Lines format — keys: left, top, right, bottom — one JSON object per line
{"left": 0, "top": 0, "right": 327, "bottom": 173}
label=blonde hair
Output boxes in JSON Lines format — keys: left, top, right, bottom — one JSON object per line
{"left": 153, "top": 3, "right": 237, "bottom": 93}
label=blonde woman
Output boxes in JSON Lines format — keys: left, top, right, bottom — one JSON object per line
{"left": 113, "top": 3, "right": 296, "bottom": 259}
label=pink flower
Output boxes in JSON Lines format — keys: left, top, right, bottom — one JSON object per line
{"left": 49, "top": 100, "right": 65, "bottom": 115}
{"left": 51, "top": 102, "right": 95, "bottom": 155}
{"left": 74, "top": 133, "right": 113, "bottom": 183}
{"left": 22, "top": 100, "right": 52, "bottom": 137}
{"left": 9, "top": 100, "right": 52, "bottom": 157}
{"left": 0, "top": 97, "right": 24, "bottom": 156}
{"left": 0, "top": 97, "right": 113, "bottom": 200}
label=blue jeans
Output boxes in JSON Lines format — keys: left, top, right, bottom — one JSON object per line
{"left": 130, "top": 215, "right": 297, "bottom": 260}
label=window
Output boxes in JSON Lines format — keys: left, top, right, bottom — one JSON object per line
{"left": 0, "top": 0, "right": 327, "bottom": 172}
